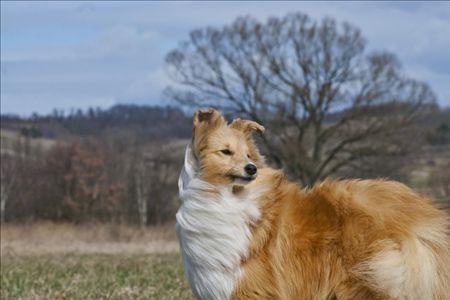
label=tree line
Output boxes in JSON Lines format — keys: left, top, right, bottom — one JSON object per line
{"left": 1, "top": 103, "right": 449, "bottom": 225}
{"left": 1, "top": 106, "right": 188, "bottom": 225}
{"left": 1, "top": 105, "right": 191, "bottom": 141}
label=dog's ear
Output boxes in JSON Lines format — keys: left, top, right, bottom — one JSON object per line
{"left": 192, "top": 109, "right": 225, "bottom": 155}
{"left": 193, "top": 108, "right": 225, "bottom": 129}
{"left": 230, "top": 118, "right": 265, "bottom": 136}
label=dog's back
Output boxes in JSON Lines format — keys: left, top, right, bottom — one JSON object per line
{"left": 232, "top": 178, "right": 450, "bottom": 300}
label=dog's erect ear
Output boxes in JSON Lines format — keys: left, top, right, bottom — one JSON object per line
{"left": 193, "top": 108, "right": 225, "bottom": 128}
{"left": 230, "top": 118, "right": 265, "bottom": 136}
{"left": 192, "top": 109, "right": 225, "bottom": 154}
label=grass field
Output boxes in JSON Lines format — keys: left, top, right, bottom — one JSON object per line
{"left": 1, "top": 253, "right": 193, "bottom": 300}
{"left": 0, "top": 223, "right": 194, "bottom": 300}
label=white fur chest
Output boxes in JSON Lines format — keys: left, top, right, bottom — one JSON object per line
{"left": 176, "top": 145, "right": 261, "bottom": 300}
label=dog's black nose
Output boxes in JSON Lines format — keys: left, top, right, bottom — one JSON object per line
{"left": 244, "top": 163, "right": 257, "bottom": 176}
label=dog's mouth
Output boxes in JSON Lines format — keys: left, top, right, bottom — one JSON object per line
{"left": 229, "top": 175, "right": 256, "bottom": 184}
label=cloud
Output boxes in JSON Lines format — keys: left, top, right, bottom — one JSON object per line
{"left": 116, "top": 68, "right": 171, "bottom": 106}
{"left": 1, "top": 20, "right": 164, "bottom": 115}
{"left": 1, "top": 1, "right": 449, "bottom": 115}
{"left": 2, "top": 25, "right": 160, "bottom": 61}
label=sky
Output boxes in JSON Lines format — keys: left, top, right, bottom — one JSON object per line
{"left": 1, "top": 1, "right": 450, "bottom": 116}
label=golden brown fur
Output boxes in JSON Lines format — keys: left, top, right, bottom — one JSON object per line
{"left": 189, "top": 109, "right": 450, "bottom": 300}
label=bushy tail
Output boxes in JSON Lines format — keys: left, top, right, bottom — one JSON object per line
{"left": 354, "top": 218, "right": 450, "bottom": 299}
{"left": 433, "top": 233, "right": 450, "bottom": 300}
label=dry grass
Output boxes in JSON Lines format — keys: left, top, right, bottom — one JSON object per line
{"left": 0, "top": 129, "right": 57, "bottom": 155}
{"left": 1, "top": 222, "right": 179, "bottom": 256}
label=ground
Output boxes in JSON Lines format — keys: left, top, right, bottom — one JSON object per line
{"left": 0, "top": 223, "right": 194, "bottom": 300}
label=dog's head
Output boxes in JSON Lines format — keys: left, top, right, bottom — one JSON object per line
{"left": 191, "top": 108, "right": 265, "bottom": 186}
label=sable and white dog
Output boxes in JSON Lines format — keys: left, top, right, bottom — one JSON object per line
{"left": 176, "top": 108, "right": 450, "bottom": 300}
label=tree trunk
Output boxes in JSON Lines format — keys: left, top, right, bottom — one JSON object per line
{"left": 136, "top": 174, "right": 147, "bottom": 227}
{"left": 0, "top": 186, "right": 7, "bottom": 224}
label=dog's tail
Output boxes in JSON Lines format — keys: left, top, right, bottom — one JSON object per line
{"left": 354, "top": 217, "right": 450, "bottom": 299}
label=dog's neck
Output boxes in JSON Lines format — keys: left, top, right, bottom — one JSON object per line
{"left": 176, "top": 144, "right": 265, "bottom": 300}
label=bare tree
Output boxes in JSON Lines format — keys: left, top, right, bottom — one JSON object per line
{"left": 428, "top": 165, "right": 450, "bottom": 211}
{"left": 145, "top": 148, "right": 180, "bottom": 225}
{"left": 0, "top": 153, "right": 17, "bottom": 223}
{"left": 133, "top": 157, "right": 149, "bottom": 227}
{"left": 41, "top": 139, "right": 123, "bottom": 222}
{"left": 166, "top": 13, "right": 436, "bottom": 185}
{"left": 0, "top": 135, "right": 36, "bottom": 223}
{"left": 128, "top": 142, "right": 180, "bottom": 226}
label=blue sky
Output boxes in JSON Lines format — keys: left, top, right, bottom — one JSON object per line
{"left": 1, "top": 1, "right": 450, "bottom": 116}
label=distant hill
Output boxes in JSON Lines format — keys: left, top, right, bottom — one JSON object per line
{"left": 0, "top": 105, "right": 192, "bottom": 142}
{"left": 2, "top": 104, "right": 450, "bottom": 146}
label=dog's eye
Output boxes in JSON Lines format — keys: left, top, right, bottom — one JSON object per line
{"left": 220, "top": 149, "right": 232, "bottom": 155}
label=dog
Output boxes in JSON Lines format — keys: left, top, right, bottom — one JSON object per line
{"left": 176, "top": 108, "right": 450, "bottom": 300}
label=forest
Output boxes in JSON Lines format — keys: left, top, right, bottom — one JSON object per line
{"left": 1, "top": 104, "right": 450, "bottom": 225}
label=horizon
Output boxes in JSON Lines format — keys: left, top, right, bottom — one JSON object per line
{"left": 2, "top": 1, "right": 450, "bottom": 116}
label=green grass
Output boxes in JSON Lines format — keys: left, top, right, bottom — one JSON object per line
{"left": 1, "top": 253, "right": 194, "bottom": 300}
